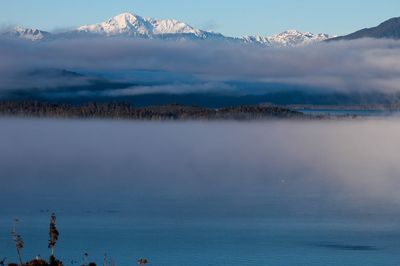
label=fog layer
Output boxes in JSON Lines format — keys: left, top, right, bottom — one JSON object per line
{"left": 1, "top": 38, "right": 400, "bottom": 97}
{"left": 1, "top": 119, "right": 400, "bottom": 219}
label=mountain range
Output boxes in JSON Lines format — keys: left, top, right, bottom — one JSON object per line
{"left": 3, "top": 13, "right": 400, "bottom": 47}
{"left": 1, "top": 13, "right": 400, "bottom": 107}
{"left": 0, "top": 12, "right": 333, "bottom": 47}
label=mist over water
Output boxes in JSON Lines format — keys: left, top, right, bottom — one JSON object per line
{"left": 2, "top": 118, "right": 400, "bottom": 217}
{"left": 2, "top": 118, "right": 400, "bottom": 266}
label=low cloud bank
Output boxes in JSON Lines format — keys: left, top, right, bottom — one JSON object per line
{"left": 1, "top": 38, "right": 400, "bottom": 97}
{"left": 1, "top": 119, "right": 400, "bottom": 219}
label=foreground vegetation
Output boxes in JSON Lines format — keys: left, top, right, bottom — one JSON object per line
{"left": 3, "top": 214, "right": 148, "bottom": 266}
{"left": 0, "top": 101, "right": 308, "bottom": 120}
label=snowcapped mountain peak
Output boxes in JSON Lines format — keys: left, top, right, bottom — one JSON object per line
{"left": 270, "top": 30, "right": 329, "bottom": 46}
{"left": 1, "top": 26, "right": 50, "bottom": 41}
{"left": 110, "top": 12, "right": 142, "bottom": 27}
{"left": 242, "top": 30, "right": 331, "bottom": 47}
{"left": 281, "top": 29, "right": 302, "bottom": 35}
{"left": 114, "top": 12, "right": 139, "bottom": 20}
{"left": 0, "top": 12, "right": 333, "bottom": 47}
{"left": 77, "top": 12, "right": 205, "bottom": 38}
{"left": 77, "top": 12, "right": 153, "bottom": 36}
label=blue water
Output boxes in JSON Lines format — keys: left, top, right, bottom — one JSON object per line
{"left": 2, "top": 118, "right": 400, "bottom": 266}
{"left": 301, "top": 109, "right": 400, "bottom": 117}
{"left": 1, "top": 213, "right": 400, "bottom": 266}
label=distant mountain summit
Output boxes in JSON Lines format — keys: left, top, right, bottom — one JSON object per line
{"left": 2, "top": 26, "right": 51, "bottom": 41}
{"left": 329, "top": 17, "right": 400, "bottom": 41}
{"left": 0, "top": 12, "right": 332, "bottom": 47}
{"left": 76, "top": 12, "right": 216, "bottom": 39}
{"left": 243, "top": 30, "right": 330, "bottom": 47}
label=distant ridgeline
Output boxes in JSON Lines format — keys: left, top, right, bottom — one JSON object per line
{"left": 0, "top": 101, "right": 307, "bottom": 120}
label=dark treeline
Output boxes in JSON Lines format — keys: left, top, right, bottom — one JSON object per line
{"left": 0, "top": 101, "right": 307, "bottom": 120}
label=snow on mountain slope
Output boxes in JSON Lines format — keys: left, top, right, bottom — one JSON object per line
{"left": 268, "top": 30, "right": 331, "bottom": 46}
{"left": 77, "top": 12, "right": 153, "bottom": 36}
{"left": 77, "top": 12, "right": 208, "bottom": 38}
{"left": 147, "top": 18, "right": 204, "bottom": 36}
{"left": 75, "top": 13, "right": 332, "bottom": 45}
{"left": 0, "top": 12, "right": 332, "bottom": 47}
{"left": 242, "top": 35, "right": 272, "bottom": 46}
{"left": 243, "top": 30, "right": 331, "bottom": 47}
{"left": 1, "top": 26, "right": 51, "bottom": 41}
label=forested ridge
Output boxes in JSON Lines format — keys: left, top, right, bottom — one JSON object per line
{"left": 0, "top": 101, "right": 307, "bottom": 120}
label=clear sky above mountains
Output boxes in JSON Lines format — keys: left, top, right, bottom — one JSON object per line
{"left": 1, "top": 0, "right": 399, "bottom": 36}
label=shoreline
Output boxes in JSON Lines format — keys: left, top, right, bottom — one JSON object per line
{"left": 2, "top": 101, "right": 395, "bottom": 121}
{"left": 0, "top": 101, "right": 316, "bottom": 121}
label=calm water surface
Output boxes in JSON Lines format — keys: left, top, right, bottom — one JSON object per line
{"left": 1, "top": 213, "right": 400, "bottom": 266}
{"left": 301, "top": 109, "right": 400, "bottom": 117}
{"left": 2, "top": 118, "right": 400, "bottom": 266}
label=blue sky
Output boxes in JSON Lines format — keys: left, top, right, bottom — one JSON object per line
{"left": 1, "top": 0, "right": 399, "bottom": 36}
